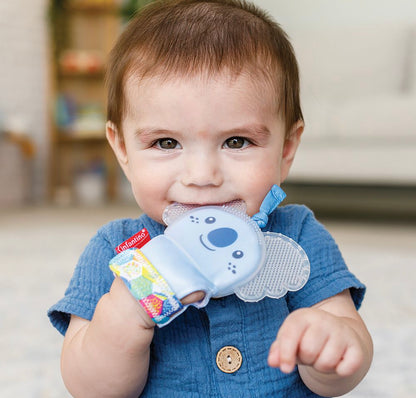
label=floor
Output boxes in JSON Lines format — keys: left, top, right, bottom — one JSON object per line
{"left": 1, "top": 204, "right": 415, "bottom": 397}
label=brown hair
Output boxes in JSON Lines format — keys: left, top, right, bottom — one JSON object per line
{"left": 106, "top": 0, "right": 303, "bottom": 137}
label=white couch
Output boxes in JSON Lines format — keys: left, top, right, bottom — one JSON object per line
{"left": 287, "top": 23, "right": 416, "bottom": 186}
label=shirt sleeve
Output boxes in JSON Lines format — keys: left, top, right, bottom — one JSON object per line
{"left": 47, "top": 229, "right": 117, "bottom": 336}
{"left": 284, "top": 207, "right": 366, "bottom": 312}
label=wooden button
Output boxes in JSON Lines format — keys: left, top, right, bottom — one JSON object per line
{"left": 216, "top": 346, "right": 242, "bottom": 373}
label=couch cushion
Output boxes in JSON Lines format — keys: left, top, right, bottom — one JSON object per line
{"left": 408, "top": 28, "right": 416, "bottom": 93}
{"left": 300, "top": 97, "right": 330, "bottom": 141}
{"left": 326, "top": 94, "right": 416, "bottom": 139}
{"left": 289, "top": 144, "right": 416, "bottom": 184}
{"left": 292, "top": 25, "right": 409, "bottom": 100}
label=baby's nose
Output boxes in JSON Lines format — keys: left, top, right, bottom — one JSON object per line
{"left": 182, "top": 152, "right": 223, "bottom": 187}
{"left": 207, "top": 228, "right": 238, "bottom": 247}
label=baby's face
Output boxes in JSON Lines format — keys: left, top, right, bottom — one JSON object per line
{"left": 114, "top": 72, "right": 292, "bottom": 224}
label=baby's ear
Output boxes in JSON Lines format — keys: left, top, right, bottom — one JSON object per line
{"left": 280, "top": 120, "right": 304, "bottom": 182}
{"left": 106, "top": 121, "right": 130, "bottom": 179}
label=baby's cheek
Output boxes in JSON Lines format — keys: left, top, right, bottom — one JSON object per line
{"left": 132, "top": 189, "right": 166, "bottom": 223}
{"left": 240, "top": 171, "right": 280, "bottom": 216}
{"left": 245, "top": 190, "right": 272, "bottom": 216}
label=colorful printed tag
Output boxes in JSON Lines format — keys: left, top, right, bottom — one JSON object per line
{"left": 109, "top": 248, "right": 184, "bottom": 326}
{"left": 115, "top": 228, "right": 151, "bottom": 253}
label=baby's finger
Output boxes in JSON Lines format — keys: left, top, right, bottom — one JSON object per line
{"left": 335, "top": 343, "right": 364, "bottom": 377}
{"left": 312, "top": 336, "right": 346, "bottom": 374}
{"left": 297, "top": 325, "right": 329, "bottom": 367}
{"left": 274, "top": 315, "right": 308, "bottom": 373}
{"left": 267, "top": 340, "right": 281, "bottom": 368}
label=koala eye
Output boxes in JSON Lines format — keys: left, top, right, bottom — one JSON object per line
{"left": 205, "top": 216, "right": 216, "bottom": 224}
{"left": 232, "top": 250, "right": 244, "bottom": 259}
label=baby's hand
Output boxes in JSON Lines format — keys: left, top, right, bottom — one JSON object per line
{"left": 268, "top": 306, "right": 365, "bottom": 377}
{"left": 108, "top": 277, "right": 205, "bottom": 330}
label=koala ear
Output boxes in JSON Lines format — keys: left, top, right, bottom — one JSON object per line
{"left": 162, "top": 200, "right": 248, "bottom": 225}
{"left": 235, "top": 232, "right": 310, "bottom": 302}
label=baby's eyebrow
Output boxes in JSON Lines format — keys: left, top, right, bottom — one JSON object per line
{"left": 134, "top": 124, "right": 271, "bottom": 142}
{"left": 223, "top": 124, "right": 271, "bottom": 139}
{"left": 134, "top": 127, "right": 178, "bottom": 141}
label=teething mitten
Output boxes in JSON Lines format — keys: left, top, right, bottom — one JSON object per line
{"left": 109, "top": 241, "right": 212, "bottom": 326}
{"left": 163, "top": 201, "right": 310, "bottom": 303}
{"left": 110, "top": 190, "right": 311, "bottom": 327}
{"left": 109, "top": 205, "right": 266, "bottom": 326}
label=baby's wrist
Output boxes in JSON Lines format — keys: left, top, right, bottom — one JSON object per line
{"left": 89, "top": 289, "right": 153, "bottom": 355}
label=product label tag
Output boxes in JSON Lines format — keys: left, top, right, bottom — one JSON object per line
{"left": 115, "top": 228, "right": 151, "bottom": 253}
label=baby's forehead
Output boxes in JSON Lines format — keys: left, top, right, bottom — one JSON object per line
{"left": 124, "top": 68, "right": 281, "bottom": 106}
{"left": 122, "top": 72, "right": 284, "bottom": 135}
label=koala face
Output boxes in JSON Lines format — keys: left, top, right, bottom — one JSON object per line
{"left": 165, "top": 206, "right": 265, "bottom": 296}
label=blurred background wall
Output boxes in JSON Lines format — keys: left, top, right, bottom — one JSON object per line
{"left": 0, "top": 0, "right": 49, "bottom": 204}
{"left": 258, "top": 0, "right": 416, "bottom": 27}
{"left": 0, "top": 0, "right": 415, "bottom": 217}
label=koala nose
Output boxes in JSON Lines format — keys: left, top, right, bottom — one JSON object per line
{"left": 207, "top": 228, "right": 238, "bottom": 248}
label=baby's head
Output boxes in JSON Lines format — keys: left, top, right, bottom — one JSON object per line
{"left": 107, "top": 0, "right": 302, "bottom": 138}
{"left": 106, "top": 0, "right": 304, "bottom": 223}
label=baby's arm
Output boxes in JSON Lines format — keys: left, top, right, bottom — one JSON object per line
{"left": 268, "top": 289, "right": 373, "bottom": 397}
{"left": 61, "top": 277, "right": 155, "bottom": 398}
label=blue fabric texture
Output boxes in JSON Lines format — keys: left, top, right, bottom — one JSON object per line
{"left": 48, "top": 204, "right": 365, "bottom": 397}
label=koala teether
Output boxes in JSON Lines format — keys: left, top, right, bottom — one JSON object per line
{"left": 109, "top": 187, "right": 310, "bottom": 327}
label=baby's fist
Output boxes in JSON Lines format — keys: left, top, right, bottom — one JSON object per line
{"left": 268, "top": 307, "right": 364, "bottom": 376}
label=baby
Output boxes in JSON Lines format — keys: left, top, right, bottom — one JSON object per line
{"left": 48, "top": 1, "right": 373, "bottom": 397}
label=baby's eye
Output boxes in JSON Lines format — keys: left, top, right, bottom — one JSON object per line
{"left": 155, "top": 138, "right": 181, "bottom": 150}
{"left": 223, "top": 136, "right": 250, "bottom": 149}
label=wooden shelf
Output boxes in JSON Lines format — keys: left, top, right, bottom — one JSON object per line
{"left": 49, "top": 0, "right": 121, "bottom": 204}
{"left": 58, "top": 69, "right": 105, "bottom": 78}
{"left": 55, "top": 134, "right": 107, "bottom": 144}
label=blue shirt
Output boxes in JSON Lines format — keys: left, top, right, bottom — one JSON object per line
{"left": 48, "top": 205, "right": 365, "bottom": 397}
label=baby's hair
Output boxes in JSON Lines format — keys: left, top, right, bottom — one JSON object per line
{"left": 106, "top": 0, "right": 303, "bottom": 137}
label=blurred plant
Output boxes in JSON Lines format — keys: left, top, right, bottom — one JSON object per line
{"left": 48, "top": 0, "right": 69, "bottom": 63}
{"left": 120, "top": 0, "right": 156, "bottom": 21}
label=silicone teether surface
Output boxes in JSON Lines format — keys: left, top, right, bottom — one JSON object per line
{"left": 164, "top": 205, "right": 266, "bottom": 297}
{"left": 235, "top": 232, "right": 310, "bottom": 302}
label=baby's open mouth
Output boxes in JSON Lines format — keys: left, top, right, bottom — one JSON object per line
{"left": 162, "top": 200, "right": 247, "bottom": 225}
{"left": 177, "top": 200, "right": 246, "bottom": 211}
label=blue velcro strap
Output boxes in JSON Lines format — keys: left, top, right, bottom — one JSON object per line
{"left": 252, "top": 185, "right": 286, "bottom": 228}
